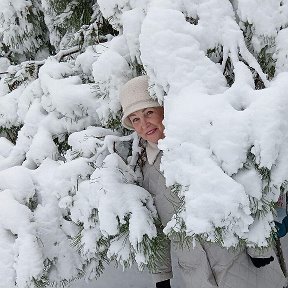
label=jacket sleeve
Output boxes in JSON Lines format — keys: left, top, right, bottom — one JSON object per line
{"left": 151, "top": 236, "right": 173, "bottom": 283}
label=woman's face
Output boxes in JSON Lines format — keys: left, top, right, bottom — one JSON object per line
{"left": 128, "top": 107, "right": 165, "bottom": 143}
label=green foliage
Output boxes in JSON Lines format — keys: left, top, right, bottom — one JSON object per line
{"left": 72, "top": 8, "right": 118, "bottom": 49}
{"left": 0, "top": 42, "right": 10, "bottom": 56}
{"left": 246, "top": 150, "right": 271, "bottom": 183}
{"left": 242, "top": 149, "right": 274, "bottom": 218}
{"left": 139, "top": 232, "right": 171, "bottom": 272}
{"left": 53, "top": 134, "right": 70, "bottom": 157}
{"left": 130, "top": 60, "right": 146, "bottom": 77}
{"left": 206, "top": 45, "right": 237, "bottom": 87}
{"left": 0, "top": 0, "right": 115, "bottom": 62}
{"left": 223, "top": 57, "right": 235, "bottom": 87}
{"left": 168, "top": 220, "right": 194, "bottom": 250}
{"left": 241, "top": 22, "right": 254, "bottom": 55}
{"left": 105, "top": 114, "right": 122, "bottom": 131}
{"left": 257, "top": 44, "right": 276, "bottom": 79}
{"left": 170, "top": 183, "right": 182, "bottom": 194}
{"left": 207, "top": 46, "right": 223, "bottom": 65}
{"left": 4, "top": 62, "right": 40, "bottom": 91}
{"left": 98, "top": 16, "right": 118, "bottom": 37}
{"left": 32, "top": 276, "right": 50, "bottom": 288}
{"left": 0, "top": 0, "right": 50, "bottom": 63}
{"left": 280, "top": 180, "right": 288, "bottom": 194}
{"left": 0, "top": 125, "right": 22, "bottom": 144}
{"left": 110, "top": 223, "right": 170, "bottom": 273}
{"left": 185, "top": 15, "right": 199, "bottom": 26}
{"left": 241, "top": 21, "right": 276, "bottom": 83}
{"left": 166, "top": 146, "right": 280, "bottom": 250}
{"left": 71, "top": 226, "right": 108, "bottom": 279}
{"left": 32, "top": 258, "right": 54, "bottom": 288}
{"left": 27, "top": 194, "right": 38, "bottom": 212}
{"left": 49, "top": 0, "right": 94, "bottom": 33}
{"left": 26, "top": 0, "right": 53, "bottom": 55}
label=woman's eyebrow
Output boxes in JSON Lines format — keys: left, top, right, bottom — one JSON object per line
{"left": 129, "top": 108, "right": 148, "bottom": 117}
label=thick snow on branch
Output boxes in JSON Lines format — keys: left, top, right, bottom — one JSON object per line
{"left": 1, "top": 0, "right": 288, "bottom": 285}
{"left": 139, "top": 0, "right": 288, "bottom": 247}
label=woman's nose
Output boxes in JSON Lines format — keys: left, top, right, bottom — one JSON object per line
{"left": 141, "top": 118, "right": 150, "bottom": 128}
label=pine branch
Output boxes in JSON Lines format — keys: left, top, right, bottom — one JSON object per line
{"left": 138, "top": 233, "right": 171, "bottom": 272}
{"left": 0, "top": 126, "right": 22, "bottom": 144}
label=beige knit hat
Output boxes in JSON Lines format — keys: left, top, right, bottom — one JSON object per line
{"left": 120, "top": 75, "right": 160, "bottom": 129}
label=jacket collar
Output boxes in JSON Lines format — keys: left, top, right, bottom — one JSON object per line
{"left": 146, "top": 141, "right": 160, "bottom": 165}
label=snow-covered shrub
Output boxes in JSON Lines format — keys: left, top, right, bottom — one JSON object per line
{"left": 1, "top": 0, "right": 288, "bottom": 286}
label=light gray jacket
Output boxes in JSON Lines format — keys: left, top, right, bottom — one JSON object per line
{"left": 142, "top": 145, "right": 287, "bottom": 288}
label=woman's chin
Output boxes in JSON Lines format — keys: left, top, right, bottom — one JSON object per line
{"left": 145, "top": 134, "right": 162, "bottom": 144}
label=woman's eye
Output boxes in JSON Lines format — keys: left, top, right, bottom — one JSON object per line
{"left": 147, "top": 110, "right": 153, "bottom": 115}
{"left": 131, "top": 118, "right": 139, "bottom": 123}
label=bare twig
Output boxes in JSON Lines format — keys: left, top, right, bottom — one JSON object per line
{"left": 54, "top": 46, "right": 81, "bottom": 62}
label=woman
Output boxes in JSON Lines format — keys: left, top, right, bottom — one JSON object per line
{"left": 119, "top": 75, "right": 287, "bottom": 288}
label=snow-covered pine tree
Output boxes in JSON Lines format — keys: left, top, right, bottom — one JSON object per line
{"left": 0, "top": 0, "right": 50, "bottom": 63}
{"left": 0, "top": 1, "right": 163, "bottom": 286}
{"left": 1, "top": 0, "right": 288, "bottom": 287}
{"left": 41, "top": 0, "right": 97, "bottom": 50}
{"left": 139, "top": 0, "right": 288, "bottom": 249}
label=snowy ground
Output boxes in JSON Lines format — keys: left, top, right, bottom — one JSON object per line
{"left": 69, "top": 253, "right": 184, "bottom": 288}
{"left": 69, "top": 266, "right": 183, "bottom": 288}
{"left": 70, "top": 265, "right": 154, "bottom": 288}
